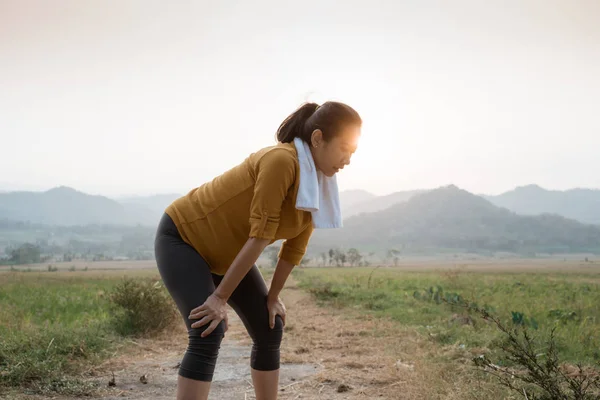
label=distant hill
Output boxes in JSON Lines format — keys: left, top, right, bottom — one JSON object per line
{"left": 0, "top": 186, "right": 160, "bottom": 226}
{"left": 342, "top": 190, "right": 426, "bottom": 218}
{"left": 3, "top": 184, "right": 600, "bottom": 258}
{"left": 311, "top": 185, "right": 600, "bottom": 254}
{"left": 485, "top": 185, "right": 600, "bottom": 225}
{"left": 339, "top": 189, "right": 376, "bottom": 213}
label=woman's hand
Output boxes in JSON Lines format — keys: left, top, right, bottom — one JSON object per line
{"left": 188, "top": 293, "right": 228, "bottom": 337}
{"left": 267, "top": 295, "right": 286, "bottom": 329}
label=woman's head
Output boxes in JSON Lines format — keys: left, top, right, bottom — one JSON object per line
{"left": 276, "top": 101, "right": 362, "bottom": 177}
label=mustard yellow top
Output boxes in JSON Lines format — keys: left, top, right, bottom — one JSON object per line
{"left": 165, "top": 141, "right": 313, "bottom": 275}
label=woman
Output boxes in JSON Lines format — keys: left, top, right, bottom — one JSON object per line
{"left": 154, "top": 101, "right": 362, "bottom": 400}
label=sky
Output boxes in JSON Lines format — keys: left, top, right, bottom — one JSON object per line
{"left": 1, "top": 0, "right": 599, "bottom": 198}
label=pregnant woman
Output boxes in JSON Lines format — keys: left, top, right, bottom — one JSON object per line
{"left": 154, "top": 100, "right": 362, "bottom": 400}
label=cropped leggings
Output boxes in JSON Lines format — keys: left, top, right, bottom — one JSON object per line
{"left": 154, "top": 212, "right": 283, "bottom": 382}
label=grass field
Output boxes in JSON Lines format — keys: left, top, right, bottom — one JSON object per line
{"left": 2, "top": 262, "right": 600, "bottom": 398}
{"left": 0, "top": 269, "right": 171, "bottom": 396}
{"left": 294, "top": 264, "right": 600, "bottom": 367}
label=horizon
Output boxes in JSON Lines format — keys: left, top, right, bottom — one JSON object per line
{"left": 2, "top": 1, "right": 599, "bottom": 197}
{"left": 1, "top": 182, "right": 600, "bottom": 200}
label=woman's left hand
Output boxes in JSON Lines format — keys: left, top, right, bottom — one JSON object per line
{"left": 267, "top": 295, "right": 286, "bottom": 329}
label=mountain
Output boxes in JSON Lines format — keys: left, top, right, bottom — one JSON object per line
{"left": 485, "top": 185, "right": 600, "bottom": 225}
{"left": 3, "top": 184, "right": 600, "bottom": 256}
{"left": 311, "top": 185, "right": 600, "bottom": 254}
{"left": 342, "top": 189, "right": 426, "bottom": 218}
{"left": 0, "top": 186, "right": 160, "bottom": 226}
{"left": 339, "top": 189, "right": 376, "bottom": 211}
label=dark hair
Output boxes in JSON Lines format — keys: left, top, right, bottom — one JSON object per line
{"left": 276, "top": 101, "right": 362, "bottom": 144}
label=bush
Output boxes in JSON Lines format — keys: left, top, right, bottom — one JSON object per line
{"left": 452, "top": 300, "right": 600, "bottom": 399}
{"left": 109, "top": 277, "right": 178, "bottom": 337}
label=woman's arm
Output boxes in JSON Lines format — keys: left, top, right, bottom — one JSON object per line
{"left": 269, "top": 223, "right": 313, "bottom": 300}
{"left": 214, "top": 237, "right": 271, "bottom": 301}
{"left": 265, "top": 258, "right": 295, "bottom": 328}
{"left": 267, "top": 257, "right": 295, "bottom": 301}
{"left": 189, "top": 149, "right": 297, "bottom": 336}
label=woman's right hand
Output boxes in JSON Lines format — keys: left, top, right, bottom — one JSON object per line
{"left": 188, "top": 293, "right": 228, "bottom": 337}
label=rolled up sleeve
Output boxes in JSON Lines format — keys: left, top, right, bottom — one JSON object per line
{"left": 249, "top": 149, "right": 296, "bottom": 240}
{"left": 278, "top": 223, "right": 314, "bottom": 265}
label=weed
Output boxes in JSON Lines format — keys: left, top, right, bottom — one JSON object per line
{"left": 462, "top": 300, "right": 600, "bottom": 399}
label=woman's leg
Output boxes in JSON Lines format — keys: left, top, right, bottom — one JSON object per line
{"left": 154, "top": 213, "right": 226, "bottom": 400}
{"left": 213, "top": 265, "right": 283, "bottom": 400}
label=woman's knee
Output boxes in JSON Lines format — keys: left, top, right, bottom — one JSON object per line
{"left": 250, "top": 315, "right": 283, "bottom": 371}
{"left": 188, "top": 319, "right": 226, "bottom": 344}
{"left": 269, "top": 314, "right": 284, "bottom": 338}
{"left": 255, "top": 314, "right": 283, "bottom": 344}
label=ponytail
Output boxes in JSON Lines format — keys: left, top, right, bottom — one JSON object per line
{"left": 276, "top": 101, "right": 362, "bottom": 144}
{"left": 276, "top": 102, "right": 319, "bottom": 143}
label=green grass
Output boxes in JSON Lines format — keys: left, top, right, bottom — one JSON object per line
{"left": 294, "top": 266, "right": 600, "bottom": 366}
{"left": 0, "top": 269, "right": 172, "bottom": 396}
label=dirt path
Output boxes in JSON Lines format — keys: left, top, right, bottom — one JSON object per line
{"left": 82, "top": 310, "right": 321, "bottom": 400}
{"left": 84, "top": 277, "right": 453, "bottom": 399}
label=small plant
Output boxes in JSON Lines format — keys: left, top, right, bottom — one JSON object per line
{"left": 413, "top": 285, "right": 474, "bottom": 312}
{"left": 68, "top": 265, "right": 76, "bottom": 272}
{"left": 548, "top": 309, "right": 579, "bottom": 325}
{"left": 306, "top": 281, "right": 340, "bottom": 301}
{"left": 450, "top": 299, "right": 600, "bottom": 399}
{"left": 367, "top": 265, "right": 383, "bottom": 289}
{"left": 109, "top": 277, "right": 178, "bottom": 337}
{"left": 47, "top": 264, "right": 58, "bottom": 272}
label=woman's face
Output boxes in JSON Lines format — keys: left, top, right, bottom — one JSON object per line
{"left": 310, "top": 125, "right": 361, "bottom": 177}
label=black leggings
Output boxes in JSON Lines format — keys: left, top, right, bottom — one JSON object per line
{"left": 154, "top": 213, "right": 283, "bottom": 382}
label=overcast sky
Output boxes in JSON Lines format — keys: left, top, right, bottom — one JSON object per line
{"left": 1, "top": 0, "right": 599, "bottom": 197}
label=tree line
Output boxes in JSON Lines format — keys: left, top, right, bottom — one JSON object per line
{"left": 262, "top": 247, "right": 405, "bottom": 267}
{"left": 0, "top": 233, "right": 155, "bottom": 265}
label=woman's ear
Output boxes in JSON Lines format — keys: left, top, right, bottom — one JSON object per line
{"left": 310, "top": 129, "right": 324, "bottom": 148}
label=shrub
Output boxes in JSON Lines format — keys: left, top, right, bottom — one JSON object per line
{"left": 452, "top": 299, "right": 600, "bottom": 399}
{"left": 109, "top": 277, "right": 178, "bottom": 337}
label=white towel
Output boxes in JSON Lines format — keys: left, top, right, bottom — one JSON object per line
{"left": 293, "top": 137, "right": 343, "bottom": 229}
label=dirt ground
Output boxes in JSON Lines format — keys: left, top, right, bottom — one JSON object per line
{"left": 85, "top": 277, "right": 433, "bottom": 399}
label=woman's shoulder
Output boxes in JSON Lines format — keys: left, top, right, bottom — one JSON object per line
{"left": 249, "top": 141, "right": 299, "bottom": 168}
